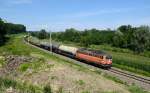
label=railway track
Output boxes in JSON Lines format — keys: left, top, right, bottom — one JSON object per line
{"left": 109, "top": 68, "right": 150, "bottom": 84}
{"left": 24, "top": 38, "right": 150, "bottom": 90}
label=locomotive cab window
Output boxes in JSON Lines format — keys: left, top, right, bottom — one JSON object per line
{"left": 106, "top": 56, "right": 112, "bottom": 59}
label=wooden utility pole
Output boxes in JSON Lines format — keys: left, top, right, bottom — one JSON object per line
{"left": 28, "top": 32, "right": 30, "bottom": 43}
{"left": 49, "top": 30, "right": 52, "bottom": 54}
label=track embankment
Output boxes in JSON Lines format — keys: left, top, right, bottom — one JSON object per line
{"left": 24, "top": 39, "right": 150, "bottom": 91}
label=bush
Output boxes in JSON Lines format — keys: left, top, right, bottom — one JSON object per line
{"left": 0, "top": 77, "right": 17, "bottom": 88}
{"left": 0, "top": 77, "right": 43, "bottom": 93}
{"left": 43, "top": 84, "right": 52, "bottom": 93}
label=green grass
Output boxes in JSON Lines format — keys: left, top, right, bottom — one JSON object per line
{"left": 0, "top": 56, "right": 5, "bottom": 68}
{"left": 90, "top": 45, "right": 150, "bottom": 77}
{"left": 0, "top": 77, "right": 43, "bottom": 93}
{"left": 19, "top": 63, "right": 30, "bottom": 72}
{"left": 0, "top": 77, "right": 56, "bottom": 93}
{"left": 103, "top": 73, "right": 126, "bottom": 85}
{"left": 101, "top": 91, "right": 119, "bottom": 93}
{"left": 0, "top": 34, "right": 56, "bottom": 92}
{"left": 0, "top": 34, "right": 93, "bottom": 92}
{"left": 18, "top": 57, "right": 54, "bottom": 72}
{"left": 76, "top": 80, "right": 85, "bottom": 85}
{"left": 38, "top": 38, "right": 150, "bottom": 77}
{"left": 0, "top": 34, "right": 32, "bottom": 56}
{"left": 36, "top": 38, "right": 150, "bottom": 77}
{"left": 56, "top": 86, "right": 63, "bottom": 93}
{"left": 102, "top": 73, "right": 149, "bottom": 93}
{"left": 0, "top": 34, "right": 63, "bottom": 64}
{"left": 93, "top": 69, "right": 102, "bottom": 74}
{"left": 90, "top": 44, "right": 133, "bottom": 54}
{"left": 1, "top": 34, "right": 149, "bottom": 93}
{"left": 128, "top": 84, "right": 150, "bottom": 93}
{"left": 90, "top": 44, "right": 150, "bottom": 57}
{"left": 81, "top": 91, "right": 90, "bottom": 93}
{"left": 43, "top": 84, "right": 52, "bottom": 93}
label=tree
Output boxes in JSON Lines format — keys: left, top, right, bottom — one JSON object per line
{"left": 5, "top": 23, "right": 26, "bottom": 34}
{"left": 112, "top": 30, "right": 124, "bottom": 47}
{"left": 130, "top": 26, "right": 150, "bottom": 53}
{"left": 34, "top": 25, "right": 150, "bottom": 54}
{"left": 63, "top": 28, "right": 80, "bottom": 42}
{"left": 0, "top": 18, "right": 6, "bottom": 45}
{"left": 38, "top": 29, "right": 48, "bottom": 39}
{"left": 116, "top": 25, "right": 136, "bottom": 48}
{"left": 118, "top": 25, "right": 132, "bottom": 33}
{"left": 80, "top": 36, "right": 90, "bottom": 47}
{"left": 0, "top": 18, "right": 26, "bottom": 46}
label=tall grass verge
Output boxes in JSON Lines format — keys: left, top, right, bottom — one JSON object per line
{"left": 90, "top": 45, "right": 150, "bottom": 77}
{"left": 0, "top": 77, "right": 43, "bottom": 93}
{"left": 102, "top": 73, "right": 149, "bottom": 93}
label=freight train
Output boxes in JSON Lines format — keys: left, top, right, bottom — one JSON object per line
{"left": 25, "top": 36, "right": 112, "bottom": 69}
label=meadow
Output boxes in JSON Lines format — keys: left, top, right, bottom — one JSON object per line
{"left": 90, "top": 45, "right": 150, "bottom": 77}
{"left": 0, "top": 34, "right": 149, "bottom": 93}
{"left": 51, "top": 40, "right": 150, "bottom": 77}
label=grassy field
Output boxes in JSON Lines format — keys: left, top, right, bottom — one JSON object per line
{"left": 0, "top": 34, "right": 149, "bottom": 93}
{"left": 0, "top": 77, "right": 46, "bottom": 93}
{"left": 90, "top": 45, "right": 150, "bottom": 77}
{"left": 47, "top": 39, "right": 150, "bottom": 77}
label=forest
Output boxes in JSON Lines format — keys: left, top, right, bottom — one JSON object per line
{"left": 31, "top": 25, "right": 150, "bottom": 54}
{"left": 0, "top": 18, "right": 26, "bottom": 45}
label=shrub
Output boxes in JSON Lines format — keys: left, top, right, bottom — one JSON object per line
{"left": 0, "top": 77, "right": 42, "bottom": 93}
{"left": 43, "top": 84, "right": 52, "bottom": 93}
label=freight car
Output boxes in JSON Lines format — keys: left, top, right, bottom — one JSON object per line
{"left": 38, "top": 41, "right": 60, "bottom": 53}
{"left": 25, "top": 36, "right": 112, "bottom": 69}
{"left": 58, "top": 45, "right": 78, "bottom": 58}
{"left": 40, "top": 42, "right": 50, "bottom": 50}
{"left": 25, "top": 36, "right": 41, "bottom": 47}
{"left": 52, "top": 43, "right": 60, "bottom": 52}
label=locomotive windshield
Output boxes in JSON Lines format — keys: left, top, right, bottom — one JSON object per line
{"left": 106, "top": 55, "right": 112, "bottom": 59}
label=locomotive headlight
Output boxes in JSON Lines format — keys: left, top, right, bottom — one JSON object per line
{"left": 105, "top": 59, "right": 112, "bottom": 64}
{"left": 109, "top": 59, "right": 112, "bottom": 63}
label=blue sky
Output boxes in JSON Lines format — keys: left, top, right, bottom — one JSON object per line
{"left": 0, "top": 0, "right": 150, "bottom": 31}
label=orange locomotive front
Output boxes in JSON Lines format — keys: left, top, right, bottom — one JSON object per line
{"left": 75, "top": 48, "right": 112, "bottom": 68}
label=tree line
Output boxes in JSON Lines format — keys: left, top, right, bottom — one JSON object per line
{"left": 30, "top": 29, "right": 49, "bottom": 39}
{"left": 0, "top": 18, "right": 26, "bottom": 45}
{"left": 30, "top": 25, "right": 150, "bottom": 54}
